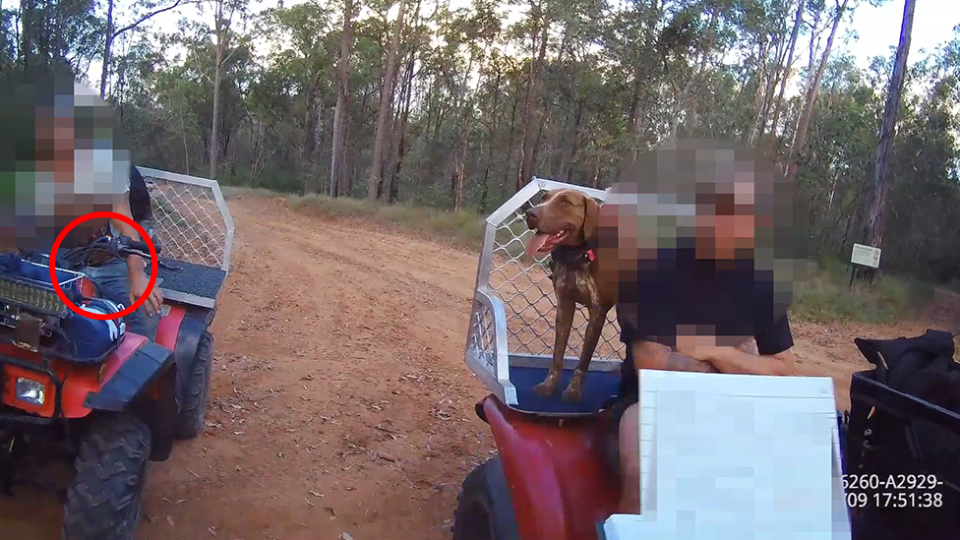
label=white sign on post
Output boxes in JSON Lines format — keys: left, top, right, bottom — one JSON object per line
{"left": 850, "top": 243, "right": 881, "bottom": 268}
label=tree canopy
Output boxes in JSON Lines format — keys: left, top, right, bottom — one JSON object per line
{"left": 3, "top": 0, "right": 959, "bottom": 280}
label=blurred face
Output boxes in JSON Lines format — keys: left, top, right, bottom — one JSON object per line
{"left": 35, "top": 107, "right": 77, "bottom": 181}
{"left": 694, "top": 176, "right": 757, "bottom": 260}
{"left": 0, "top": 80, "right": 126, "bottom": 251}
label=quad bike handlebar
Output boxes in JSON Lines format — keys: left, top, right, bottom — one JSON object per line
{"left": 55, "top": 236, "right": 179, "bottom": 271}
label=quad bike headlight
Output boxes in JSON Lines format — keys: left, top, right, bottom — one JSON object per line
{"left": 14, "top": 378, "right": 45, "bottom": 406}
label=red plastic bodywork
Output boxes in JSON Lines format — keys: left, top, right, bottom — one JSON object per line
{"left": 480, "top": 395, "right": 620, "bottom": 540}
{"left": 0, "top": 277, "right": 188, "bottom": 417}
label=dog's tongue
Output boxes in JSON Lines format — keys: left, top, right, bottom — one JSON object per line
{"left": 526, "top": 232, "right": 552, "bottom": 258}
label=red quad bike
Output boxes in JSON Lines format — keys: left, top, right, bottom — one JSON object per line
{"left": 0, "top": 238, "right": 223, "bottom": 540}
{"left": 450, "top": 178, "right": 960, "bottom": 540}
{"left": 0, "top": 230, "right": 228, "bottom": 539}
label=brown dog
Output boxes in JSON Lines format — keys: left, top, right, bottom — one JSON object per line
{"left": 524, "top": 189, "right": 615, "bottom": 401}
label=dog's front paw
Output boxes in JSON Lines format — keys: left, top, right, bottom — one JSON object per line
{"left": 561, "top": 383, "right": 583, "bottom": 402}
{"left": 534, "top": 377, "right": 560, "bottom": 397}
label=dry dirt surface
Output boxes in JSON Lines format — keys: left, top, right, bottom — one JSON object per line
{"left": 2, "top": 193, "right": 959, "bottom": 540}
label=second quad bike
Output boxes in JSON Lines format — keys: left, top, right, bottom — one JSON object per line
{"left": 452, "top": 178, "right": 960, "bottom": 540}
{"left": 0, "top": 167, "right": 233, "bottom": 540}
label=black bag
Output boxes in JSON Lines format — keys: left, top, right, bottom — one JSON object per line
{"left": 855, "top": 329, "right": 960, "bottom": 469}
{"left": 847, "top": 329, "right": 960, "bottom": 540}
{"left": 855, "top": 330, "right": 960, "bottom": 410}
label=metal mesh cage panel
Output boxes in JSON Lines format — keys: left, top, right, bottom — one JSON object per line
{"left": 467, "top": 299, "right": 497, "bottom": 369}
{"left": 143, "top": 172, "right": 231, "bottom": 270}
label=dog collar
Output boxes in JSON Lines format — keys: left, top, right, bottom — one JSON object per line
{"left": 550, "top": 239, "right": 597, "bottom": 266}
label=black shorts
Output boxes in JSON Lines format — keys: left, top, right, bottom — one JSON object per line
{"left": 600, "top": 391, "right": 639, "bottom": 479}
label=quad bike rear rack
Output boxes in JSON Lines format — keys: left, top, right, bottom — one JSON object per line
{"left": 137, "top": 167, "right": 235, "bottom": 309}
{"left": 464, "top": 178, "right": 623, "bottom": 416}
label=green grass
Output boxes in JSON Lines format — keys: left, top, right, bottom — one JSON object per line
{"left": 792, "top": 256, "right": 935, "bottom": 324}
{"left": 223, "top": 186, "right": 937, "bottom": 324}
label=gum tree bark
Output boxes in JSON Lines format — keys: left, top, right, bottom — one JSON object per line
{"left": 864, "top": 0, "right": 916, "bottom": 249}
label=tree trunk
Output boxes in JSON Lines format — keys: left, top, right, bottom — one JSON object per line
{"left": 388, "top": 55, "right": 415, "bottom": 204}
{"left": 450, "top": 47, "right": 482, "bottom": 212}
{"left": 684, "top": 23, "right": 717, "bottom": 139}
{"left": 299, "top": 92, "right": 318, "bottom": 196}
{"left": 864, "top": 0, "right": 916, "bottom": 249}
{"left": 99, "top": 0, "right": 115, "bottom": 98}
{"left": 367, "top": 0, "right": 406, "bottom": 201}
{"left": 746, "top": 37, "right": 770, "bottom": 146}
{"left": 591, "top": 156, "right": 601, "bottom": 189}
{"left": 530, "top": 107, "right": 549, "bottom": 177}
{"left": 480, "top": 62, "right": 503, "bottom": 213}
{"left": 755, "top": 30, "right": 788, "bottom": 144}
{"left": 313, "top": 104, "right": 325, "bottom": 188}
{"left": 559, "top": 98, "right": 583, "bottom": 181}
{"left": 20, "top": 0, "right": 35, "bottom": 69}
{"left": 785, "top": 0, "right": 850, "bottom": 183}
{"left": 770, "top": 0, "right": 806, "bottom": 155}
{"left": 501, "top": 92, "right": 520, "bottom": 199}
{"left": 209, "top": 19, "right": 225, "bottom": 179}
{"left": 386, "top": 70, "right": 410, "bottom": 201}
{"left": 787, "top": 6, "right": 824, "bottom": 153}
{"left": 758, "top": 11, "right": 794, "bottom": 136}
{"left": 387, "top": 0, "right": 421, "bottom": 204}
{"left": 616, "top": 75, "right": 644, "bottom": 182}
{"left": 515, "top": 9, "right": 549, "bottom": 192}
{"left": 330, "top": 0, "right": 355, "bottom": 197}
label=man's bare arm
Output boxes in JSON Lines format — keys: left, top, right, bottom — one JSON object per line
{"left": 632, "top": 339, "right": 721, "bottom": 374}
{"left": 706, "top": 346, "right": 795, "bottom": 376}
{"left": 659, "top": 336, "right": 794, "bottom": 376}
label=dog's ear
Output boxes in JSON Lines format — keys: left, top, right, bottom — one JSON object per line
{"left": 582, "top": 195, "right": 600, "bottom": 241}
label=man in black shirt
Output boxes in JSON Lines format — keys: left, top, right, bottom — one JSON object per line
{"left": 602, "top": 142, "right": 797, "bottom": 514}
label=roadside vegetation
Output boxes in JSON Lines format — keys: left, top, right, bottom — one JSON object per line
{"left": 225, "top": 186, "right": 938, "bottom": 324}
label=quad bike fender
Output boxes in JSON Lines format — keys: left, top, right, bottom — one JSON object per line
{"left": 83, "top": 340, "right": 175, "bottom": 412}
{"left": 156, "top": 303, "right": 214, "bottom": 412}
{"left": 478, "top": 395, "right": 620, "bottom": 540}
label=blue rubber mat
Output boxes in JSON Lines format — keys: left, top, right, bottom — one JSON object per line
{"left": 508, "top": 365, "right": 621, "bottom": 415}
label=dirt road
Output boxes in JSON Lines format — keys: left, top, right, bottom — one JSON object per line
{"left": 2, "top": 194, "right": 958, "bottom": 540}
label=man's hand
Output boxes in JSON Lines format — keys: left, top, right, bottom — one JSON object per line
{"left": 129, "top": 268, "right": 163, "bottom": 316}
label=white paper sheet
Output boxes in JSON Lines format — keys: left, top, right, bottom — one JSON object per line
{"left": 603, "top": 370, "right": 851, "bottom": 540}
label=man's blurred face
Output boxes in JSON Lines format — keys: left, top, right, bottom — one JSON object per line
{"left": 0, "top": 78, "right": 129, "bottom": 251}
{"left": 601, "top": 142, "right": 780, "bottom": 263}
{"left": 36, "top": 107, "right": 77, "bottom": 182}
{"left": 694, "top": 175, "right": 758, "bottom": 260}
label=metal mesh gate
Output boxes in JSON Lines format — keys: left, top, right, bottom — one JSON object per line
{"left": 465, "top": 178, "right": 624, "bottom": 406}
{"left": 138, "top": 167, "right": 235, "bottom": 273}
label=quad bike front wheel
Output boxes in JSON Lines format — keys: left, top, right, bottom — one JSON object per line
{"left": 175, "top": 330, "right": 215, "bottom": 440}
{"left": 451, "top": 457, "right": 520, "bottom": 540}
{"left": 62, "top": 413, "right": 152, "bottom": 540}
